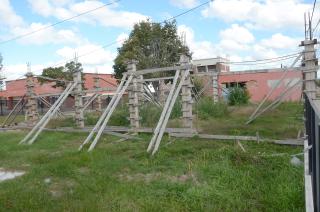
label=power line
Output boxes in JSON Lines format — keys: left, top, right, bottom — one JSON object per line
{"left": 221, "top": 52, "right": 301, "bottom": 65}
{"left": 311, "top": 0, "right": 317, "bottom": 23}
{"left": 16, "top": 0, "right": 213, "bottom": 74}
{"left": 0, "top": 0, "right": 121, "bottom": 45}
{"left": 164, "top": 0, "right": 212, "bottom": 23}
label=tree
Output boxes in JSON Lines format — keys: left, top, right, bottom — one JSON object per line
{"left": 113, "top": 20, "right": 191, "bottom": 79}
{"left": 39, "top": 61, "right": 83, "bottom": 88}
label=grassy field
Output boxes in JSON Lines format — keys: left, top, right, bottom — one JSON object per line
{"left": 0, "top": 102, "right": 305, "bottom": 211}
{"left": 0, "top": 130, "right": 304, "bottom": 211}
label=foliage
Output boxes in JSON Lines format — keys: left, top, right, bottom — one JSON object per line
{"left": 192, "top": 77, "right": 205, "bottom": 98}
{"left": 113, "top": 20, "right": 191, "bottom": 79}
{"left": 39, "top": 61, "right": 84, "bottom": 88}
{"left": 170, "top": 97, "right": 182, "bottom": 119}
{"left": 228, "top": 86, "right": 250, "bottom": 106}
{"left": 196, "top": 97, "right": 229, "bottom": 119}
{"left": 109, "top": 104, "right": 130, "bottom": 126}
{"left": 140, "top": 102, "right": 161, "bottom": 127}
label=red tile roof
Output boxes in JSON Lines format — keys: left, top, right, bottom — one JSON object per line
{"left": 0, "top": 73, "right": 118, "bottom": 98}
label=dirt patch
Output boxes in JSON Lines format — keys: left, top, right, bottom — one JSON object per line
{"left": 118, "top": 172, "right": 199, "bottom": 184}
{"left": 0, "top": 168, "right": 25, "bottom": 182}
{"left": 46, "top": 178, "right": 76, "bottom": 198}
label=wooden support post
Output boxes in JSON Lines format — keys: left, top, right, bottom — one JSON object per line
{"left": 301, "top": 39, "right": 318, "bottom": 99}
{"left": 212, "top": 72, "right": 219, "bottom": 103}
{"left": 180, "top": 54, "right": 193, "bottom": 128}
{"left": 25, "top": 70, "right": 38, "bottom": 126}
{"left": 73, "top": 68, "right": 84, "bottom": 128}
{"left": 128, "top": 61, "right": 140, "bottom": 130}
{"left": 94, "top": 75, "right": 102, "bottom": 112}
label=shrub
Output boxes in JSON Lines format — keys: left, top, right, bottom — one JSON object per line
{"left": 228, "top": 87, "right": 250, "bottom": 106}
{"left": 197, "top": 97, "right": 229, "bottom": 119}
{"left": 109, "top": 104, "right": 130, "bottom": 126}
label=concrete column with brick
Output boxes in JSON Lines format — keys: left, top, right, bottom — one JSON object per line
{"left": 212, "top": 72, "right": 219, "bottom": 103}
{"left": 94, "top": 75, "right": 102, "bottom": 112}
{"left": 25, "top": 71, "right": 38, "bottom": 126}
{"left": 127, "top": 61, "right": 140, "bottom": 129}
{"left": 302, "top": 39, "right": 318, "bottom": 99}
{"left": 73, "top": 70, "right": 84, "bottom": 128}
{"left": 180, "top": 54, "right": 193, "bottom": 128}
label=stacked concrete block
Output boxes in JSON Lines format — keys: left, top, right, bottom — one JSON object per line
{"left": 25, "top": 72, "right": 38, "bottom": 126}
{"left": 127, "top": 61, "right": 140, "bottom": 129}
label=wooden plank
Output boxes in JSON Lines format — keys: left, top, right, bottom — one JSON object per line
{"left": 304, "top": 139, "right": 315, "bottom": 212}
{"left": 27, "top": 82, "right": 78, "bottom": 145}
{"left": 152, "top": 70, "right": 190, "bottom": 155}
{"left": 19, "top": 82, "right": 75, "bottom": 144}
{"left": 126, "top": 64, "right": 191, "bottom": 76}
{"left": 88, "top": 74, "right": 134, "bottom": 151}
{"left": 79, "top": 73, "right": 128, "bottom": 150}
{"left": 147, "top": 70, "right": 181, "bottom": 152}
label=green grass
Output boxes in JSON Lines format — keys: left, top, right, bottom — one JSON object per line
{"left": 0, "top": 131, "right": 304, "bottom": 211}
{"left": 195, "top": 102, "right": 303, "bottom": 139}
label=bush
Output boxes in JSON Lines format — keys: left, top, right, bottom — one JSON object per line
{"left": 228, "top": 87, "right": 250, "bottom": 106}
{"left": 197, "top": 97, "right": 229, "bottom": 119}
{"left": 109, "top": 104, "right": 130, "bottom": 126}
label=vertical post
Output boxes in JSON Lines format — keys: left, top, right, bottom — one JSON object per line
{"left": 212, "top": 72, "right": 219, "bottom": 103}
{"left": 127, "top": 60, "right": 140, "bottom": 130}
{"left": 25, "top": 67, "right": 38, "bottom": 126}
{"left": 159, "top": 79, "right": 166, "bottom": 104}
{"left": 73, "top": 64, "right": 84, "bottom": 128}
{"left": 94, "top": 75, "right": 102, "bottom": 112}
{"left": 180, "top": 54, "right": 193, "bottom": 128}
{"left": 302, "top": 39, "right": 318, "bottom": 99}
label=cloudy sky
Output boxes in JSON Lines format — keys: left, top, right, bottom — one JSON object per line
{"left": 0, "top": 0, "right": 319, "bottom": 80}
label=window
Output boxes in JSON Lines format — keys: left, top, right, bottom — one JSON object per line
{"left": 197, "top": 66, "right": 206, "bottom": 72}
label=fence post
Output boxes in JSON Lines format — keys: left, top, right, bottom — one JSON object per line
{"left": 25, "top": 71, "right": 38, "bottom": 126}
{"left": 180, "top": 54, "right": 193, "bottom": 128}
{"left": 73, "top": 68, "right": 84, "bottom": 128}
{"left": 127, "top": 60, "right": 140, "bottom": 130}
{"left": 94, "top": 75, "right": 102, "bottom": 112}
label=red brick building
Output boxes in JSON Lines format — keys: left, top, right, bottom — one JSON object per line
{"left": 0, "top": 73, "right": 118, "bottom": 110}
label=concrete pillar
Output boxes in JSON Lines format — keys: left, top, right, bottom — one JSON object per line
{"left": 302, "top": 39, "right": 318, "bottom": 99}
{"left": 180, "top": 54, "right": 193, "bottom": 128}
{"left": 25, "top": 71, "right": 38, "bottom": 126}
{"left": 212, "top": 72, "right": 219, "bottom": 103}
{"left": 159, "top": 79, "right": 166, "bottom": 104}
{"left": 127, "top": 61, "right": 140, "bottom": 129}
{"left": 73, "top": 70, "right": 84, "bottom": 128}
{"left": 94, "top": 75, "right": 102, "bottom": 112}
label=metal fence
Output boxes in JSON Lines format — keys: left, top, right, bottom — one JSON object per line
{"left": 305, "top": 93, "right": 320, "bottom": 211}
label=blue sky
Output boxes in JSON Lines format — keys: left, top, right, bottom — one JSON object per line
{"left": 0, "top": 0, "right": 318, "bottom": 80}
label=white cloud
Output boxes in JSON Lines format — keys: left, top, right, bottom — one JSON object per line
{"left": 178, "top": 25, "right": 220, "bottom": 59}
{"left": 0, "top": 0, "right": 24, "bottom": 28}
{"left": 3, "top": 63, "right": 46, "bottom": 81}
{"left": 260, "top": 33, "right": 300, "bottom": 49}
{"left": 10, "top": 22, "right": 85, "bottom": 45}
{"left": 170, "top": 0, "right": 199, "bottom": 9}
{"left": 116, "top": 33, "right": 129, "bottom": 46}
{"left": 220, "top": 24, "right": 255, "bottom": 44}
{"left": 28, "top": 0, "right": 148, "bottom": 29}
{"left": 202, "top": 0, "right": 312, "bottom": 29}
{"left": 56, "top": 43, "right": 116, "bottom": 73}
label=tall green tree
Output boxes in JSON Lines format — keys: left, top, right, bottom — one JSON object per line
{"left": 39, "top": 61, "right": 83, "bottom": 88}
{"left": 113, "top": 20, "right": 191, "bottom": 79}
